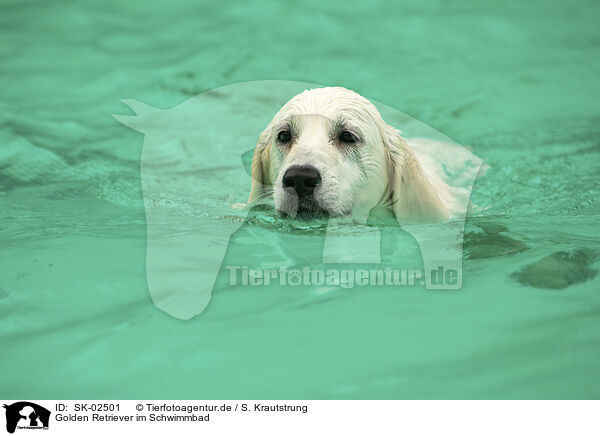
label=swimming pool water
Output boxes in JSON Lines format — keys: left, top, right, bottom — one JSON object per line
{"left": 1, "top": 0, "right": 599, "bottom": 399}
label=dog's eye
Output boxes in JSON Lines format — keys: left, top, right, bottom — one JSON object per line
{"left": 339, "top": 130, "right": 356, "bottom": 144}
{"left": 277, "top": 130, "right": 292, "bottom": 143}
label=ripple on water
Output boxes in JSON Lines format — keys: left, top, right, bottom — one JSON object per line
{"left": 512, "top": 249, "right": 598, "bottom": 290}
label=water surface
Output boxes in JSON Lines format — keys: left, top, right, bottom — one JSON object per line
{"left": 1, "top": 0, "right": 599, "bottom": 399}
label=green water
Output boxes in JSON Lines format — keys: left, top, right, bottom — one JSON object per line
{"left": 1, "top": 0, "right": 599, "bottom": 399}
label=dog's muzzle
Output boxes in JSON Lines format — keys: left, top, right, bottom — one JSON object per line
{"left": 282, "top": 166, "right": 321, "bottom": 197}
{"left": 280, "top": 165, "right": 328, "bottom": 219}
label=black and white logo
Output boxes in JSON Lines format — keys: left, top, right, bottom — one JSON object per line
{"left": 3, "top": 402, "right": 50, "bottom": 434}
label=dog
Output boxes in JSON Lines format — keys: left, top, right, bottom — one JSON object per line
{"left": 247, "top": 86, "right": 453, "bottom": 222}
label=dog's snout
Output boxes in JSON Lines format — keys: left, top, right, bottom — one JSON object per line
{"left": 282, "top": 166, "right": 322, "bottom": 196}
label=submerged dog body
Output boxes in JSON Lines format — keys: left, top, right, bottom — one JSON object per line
{"left": 248, "top": 87, "right": 450, "bottom": 222}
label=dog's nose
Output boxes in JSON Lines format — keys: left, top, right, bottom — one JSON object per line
{"left": 282, "top": 166, "right": 321, "bottom": 196}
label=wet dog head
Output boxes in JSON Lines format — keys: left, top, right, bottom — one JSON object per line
{"left": 248, "top": 87, "right": 448, "bottom": 222}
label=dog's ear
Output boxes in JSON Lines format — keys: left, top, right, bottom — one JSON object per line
{"left": 248, "top": 130, "right": 272, "bottom": 203}
{"left": 383, "top": 125, "right": 448, "bottom": 222}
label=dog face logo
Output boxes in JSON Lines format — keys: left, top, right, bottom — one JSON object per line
{"left": 114, "top": 81, "right": 483, "bottom": 320}
{"left": 3, "top": 402, "right": 50, "bottom": 433}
